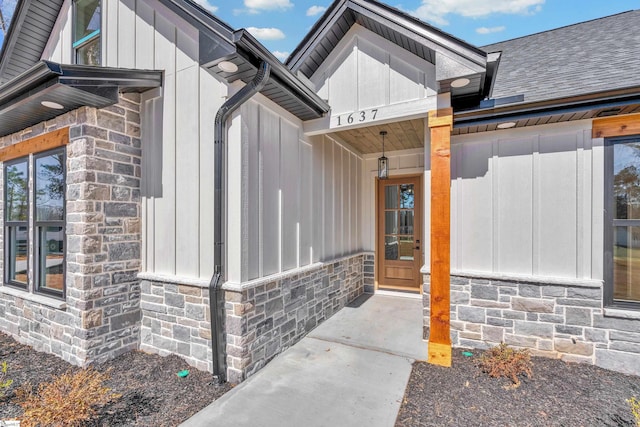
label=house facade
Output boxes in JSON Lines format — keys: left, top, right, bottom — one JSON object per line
{"left": 0, "top": 0, "right": 639, "bottom": 383}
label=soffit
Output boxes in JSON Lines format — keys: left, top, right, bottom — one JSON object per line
{"left": 330, "top": 118, "right": 424, "bottom": 154}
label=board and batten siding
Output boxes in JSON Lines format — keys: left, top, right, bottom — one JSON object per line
{"left": 44, "top": 0, "right": 228, "bottom": 280}
{"left": 449, "top": 121, "right": 603, "bottom": 281}
{"left": 310, "top": 24, "right": 437, "bottom": 129}
{"left": 228, "top": 96, "right": 363, "bottom": 284}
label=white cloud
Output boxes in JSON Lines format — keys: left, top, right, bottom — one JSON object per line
{"left": 192, "top": 0, "right": 218, "bottom": 13}
{"left": 411, "top": 0, "right": 544, "bottom": 26}
{"left": 306, "top": 5, "right": 327, "bottom": 16}
{"left": 476, "top": 26, "right": 506, "bottom": 34}
{"left": 273, "top": 51, "right": 290, "bottom": 61}
{"left": 244, "top": 0, "right": 294, "bottom": 12}
{"left": 247, "top": 27, "right": 286, "bottom": 40}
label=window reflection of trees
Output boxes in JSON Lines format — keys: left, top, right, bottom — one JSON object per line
{"left": 36, "top": 153, "right": 64, "bottom": 221}
{"left": 6, "top": 163, "right": 28, "bottom": 221}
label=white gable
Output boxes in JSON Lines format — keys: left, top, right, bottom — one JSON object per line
{"left": 309, "top": 24, "right": 437, "bottom": 131}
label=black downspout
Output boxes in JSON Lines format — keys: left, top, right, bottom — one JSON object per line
{"left": 210, "top": 61, "right": 271, "bottom": 383}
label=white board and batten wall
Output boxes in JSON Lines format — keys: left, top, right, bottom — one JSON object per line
{"left": 305, "top": 24, "right": 437, "bottom": 135}
{"left": 449, "top": 120, "right": 603, "bottom": 282}
{"left": 228, "top": 94, "right": 363, "bottom": 284}
{"left": 44, "top": 0, "right": 228, "bottom": 281}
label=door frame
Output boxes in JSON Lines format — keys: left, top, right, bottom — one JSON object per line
{"left": 375, "top": 173, "right": 423, "bottom": 293}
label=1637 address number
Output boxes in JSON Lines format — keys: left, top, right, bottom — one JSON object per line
{"left": 335, "top": 109, "right": 379, "bottom": 126}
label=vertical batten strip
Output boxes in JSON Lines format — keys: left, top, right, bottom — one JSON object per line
{"left": 428, "top": 107, "right": 453, "bottom": 368}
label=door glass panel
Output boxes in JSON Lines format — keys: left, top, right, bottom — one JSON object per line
{"left": 400, "top": 184, "right": 414, "bottom": 209}
{"left": 385, "top": 236, "right": 398, "bottom": 260}
{"left": 385, "top": 185, "right": 398, "bottom": 209}
{"left": 385, "top": 211, "right": 397, "bottom": 235}
{"left": 614, "top": 142, "right": 640, "bottom": 219}
{"left": 614, "top": 226, "right": 640, "bottom": 302}
{"left": 398, "top": 236, "right": 414, "bottom": 261}
{"left": 399, "top": 211, "right": 414, "bottom": 235}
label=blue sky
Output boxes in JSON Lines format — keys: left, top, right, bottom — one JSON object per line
{"left": 1, "top": 0, "right": 639, "bottom": 62}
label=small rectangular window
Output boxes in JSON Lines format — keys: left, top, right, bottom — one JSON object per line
{"left": 73, "top": 0, "right": 101, "bottom": 66}
{"left": 34, "top": 150, "right": 66, "bottom": 296}
{"left": 4, "top": 158, "right": 29, "bottom": 288}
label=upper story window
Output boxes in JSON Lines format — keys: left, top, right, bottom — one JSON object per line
{"left": 73, "top": 0, "right": 101, "bottom": 66}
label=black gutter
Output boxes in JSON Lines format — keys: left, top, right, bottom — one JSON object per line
{"left": 209, "top": 61, "right": 271, "bottom": 383}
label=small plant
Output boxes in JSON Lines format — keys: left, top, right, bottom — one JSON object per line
{"left": 17, "top": 368, "right": 120, "bottom": 427}
{"left": 629, "top": 396, "right": 640, "bottom": 426}
{"left": 478, "top": 343, "right": 533, "bottom": 388}
{"left": 0, "top": 360, "right": 14, "bottom": 398}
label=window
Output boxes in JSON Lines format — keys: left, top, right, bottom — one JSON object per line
{"left": 73, "top": 0, "right": 101, "bottom": 66}
{"left": 605, "top": 136, "right": 640, "bottom": 307}
{"left": 4, "top": 159, "right": 29, "bottom": 288}
{"left": 3, "top": 148, "right": 66, "bottom": 297}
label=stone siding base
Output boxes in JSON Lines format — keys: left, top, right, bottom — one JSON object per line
{"left": 423, "top": 274, "right": 640, "bottom": 376}
{"left": 139, "top": 281, "right": 212, "bottom": 372}
{"left": 225, "top": 254, "right": 365, "bottom": 383}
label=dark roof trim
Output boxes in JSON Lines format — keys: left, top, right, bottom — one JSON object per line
{"left": 234, "top": 31, "right": 330, "bottom": 117}
{"left": 287, "top": 0, "right": 486, "bottom": 74}
{"left": 0, "top": 60, "right": 162, "bottom": 137}
{"left": 454, "top": 85, "right": 640, "bottom": 129}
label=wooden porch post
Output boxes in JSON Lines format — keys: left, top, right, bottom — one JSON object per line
{"left": 428, "top": 107, "right": 453, "bottom": 367}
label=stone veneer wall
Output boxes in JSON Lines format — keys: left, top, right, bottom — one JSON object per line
{"left": 0, "top": 94, "right": 142, "bottom": 366}
{"left": 224, "top": 254, "right": 365, "bottom": 383}
{"left": 423, "top": 273, "right": 640, "bottom": 376}
{"left": 139, "top": 279, "right": 212, "bottom": 372}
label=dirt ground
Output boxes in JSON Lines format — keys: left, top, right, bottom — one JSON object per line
{"left": 396, "top": 349, "right": 640, "bottom": 427}
{"left": 0, "top": 332, "right": 232, "bottom": 426}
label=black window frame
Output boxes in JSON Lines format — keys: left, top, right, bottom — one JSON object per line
{"left": 604, "top": 134, "right": 640, "bottom": 310}
{"left": 4, "top": 156, "right": 29, "bottom": 290}
{"left": 33, "top": 148, "right": 67, "bottom": 299}
{"left": 72, "top": 0, "right": 102, "bottom": 66}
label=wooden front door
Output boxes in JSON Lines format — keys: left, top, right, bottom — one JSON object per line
{"left": 377, "top": 175, "right": 422, "bottom": 292}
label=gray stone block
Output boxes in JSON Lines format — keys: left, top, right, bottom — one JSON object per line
{"left": 504, "top": 334, "right": 538, "bottom": 348}
{"left": 566, "top": 287, "right": 601, "bottom": 300}
{"left": 519, "top": 284, "right": 541, "bottom": 298}
{"left": 482, "top": 325, "right": 504, "bottom": 343}
{"left": 165, "top": 293, "right": 185, "bottom": 308}
{"left": 541, "top": 286, "right": 566, "bottom": 297}
{"left": 593, "top": 315, "right": 640, "bottom": 333}
{"left": 554, "top": 325, "right": 584, "bottom": 336}
{"left": 514, "top": 321, "right": 553, "bottom": 338}
{"left": 610, "top": 341, "right": 640, "bottom": 354}
{"left": 511, "top": 297, "right": 554, "bottom": 313}
{"left": 458, "top": 306, "right": 486, "bottom": 323}
{"left": 110, "top": 311, "right": 141, "bottom": 331}
{"left": 595, "top": 349, "right": 640, "bottom": 376}
{"left": 173, "top": 325, "right": 191, "bottom": 342}
{"left": 609, "top": 330, "right": 640, "bottom": 343}
{"left": 565, "top": 307, "right": 592, "bottom": 326}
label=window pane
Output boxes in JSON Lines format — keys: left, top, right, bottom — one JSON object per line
{"left": 76, "top": 37, "right": 101, "bottom": 66}
{"left": 38, "top": 226, "right": 64, "bottom": 293}
{"left": 7, "top": 226, "right": 28, "bottom": 285}
{"left": 385, "top": 211, "right": 397, "bottom": 235}
{"left": 385, "top": 236, "right": 398, "bottom": 260}
{"left": 35, "top": 152, "right": 65, "bottom": 221}
{"left": 385, "top": 185, "right": 398, "bottom": 209}
{"left": 5, "top": 160, "right": 28, "bottom": 222}
{"left": 74, "top": 0, "right": 101, "bottom": 42}
{"left": 399, "top": 211, "right": 414, "bottom": 235}
{"left": 614, "top": 141, "right": 640, "bottom": 219}
{"left": 398, "top": 236, "right": 414, "bottom": 261}
{"left": 614, "top": 226, "right": 640, "bottom": 302}
{"left": 400, "top": 184, "right": 414, "bottom": 209}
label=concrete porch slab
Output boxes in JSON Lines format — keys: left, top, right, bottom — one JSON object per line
{"left": 181, "top": 294, "right": 425, "bottom": 427}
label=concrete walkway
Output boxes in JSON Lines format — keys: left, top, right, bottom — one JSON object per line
{"left": 182, "top": 293, "right": 427, "bottom": 427}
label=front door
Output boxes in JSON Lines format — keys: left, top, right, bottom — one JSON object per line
{"left": 377, "top": 175, "right": 422, "bottom": 292}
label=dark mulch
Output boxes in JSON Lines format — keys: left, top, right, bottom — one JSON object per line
{"left": 396, "top": 349, "right": 640, "bottom": 427}
{"left": 0, "top": 332, "right": 232, "bottom": 426}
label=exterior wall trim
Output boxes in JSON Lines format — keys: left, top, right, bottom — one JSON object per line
{"left": 0, "top": 286, "right": 67, "bottom": 309}
{"left": 137, "top": 272, "right": 210, "bottom": 288}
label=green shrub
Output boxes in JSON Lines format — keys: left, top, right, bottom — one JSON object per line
{"left": 628, "top": 396, "right": 640, "bottom": 427}
{"left": 17, "top": 368, "right": 120, "bottom": 427}
{"left": 478, "top": 343, "right": 533, "bottom": 388}
{"left": 0, "top": 360, "right": 13, "bottom": 398}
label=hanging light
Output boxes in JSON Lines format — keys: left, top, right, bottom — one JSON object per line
{"left": 378, "top": 130, "right": 389, "bottom": 180}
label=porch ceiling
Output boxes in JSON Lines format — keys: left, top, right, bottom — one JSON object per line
{"left": 331, "top": 118, "right": 424, "bottom": 154}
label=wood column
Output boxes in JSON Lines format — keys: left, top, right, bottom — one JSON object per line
{"left": 428, "top": 107, "right": 453, "bottom": 367}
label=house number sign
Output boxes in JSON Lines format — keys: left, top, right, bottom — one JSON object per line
{"left": 335, "top": 108, "right": 379, "bottom": 126}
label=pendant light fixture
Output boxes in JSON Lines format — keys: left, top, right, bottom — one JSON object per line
{"left": 378, "top": 130, "right": 389, "bottom": 179}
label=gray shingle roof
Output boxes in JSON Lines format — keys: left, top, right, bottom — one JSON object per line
{"left": 483, "top": 10, "right": 640, "bottom": 104}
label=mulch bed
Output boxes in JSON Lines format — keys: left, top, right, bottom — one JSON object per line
{"left": 0, "top": 332, "right": 232, "bottom": 426}
{"left": 396, "top": 349, "right": 640, "bottom": 427}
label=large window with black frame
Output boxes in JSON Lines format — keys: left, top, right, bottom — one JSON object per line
{"left": 607, "top": 135, "right": 640, "bottom": 307}
{"left": 3, "top": 148, "right": 66, "bottom": 297}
